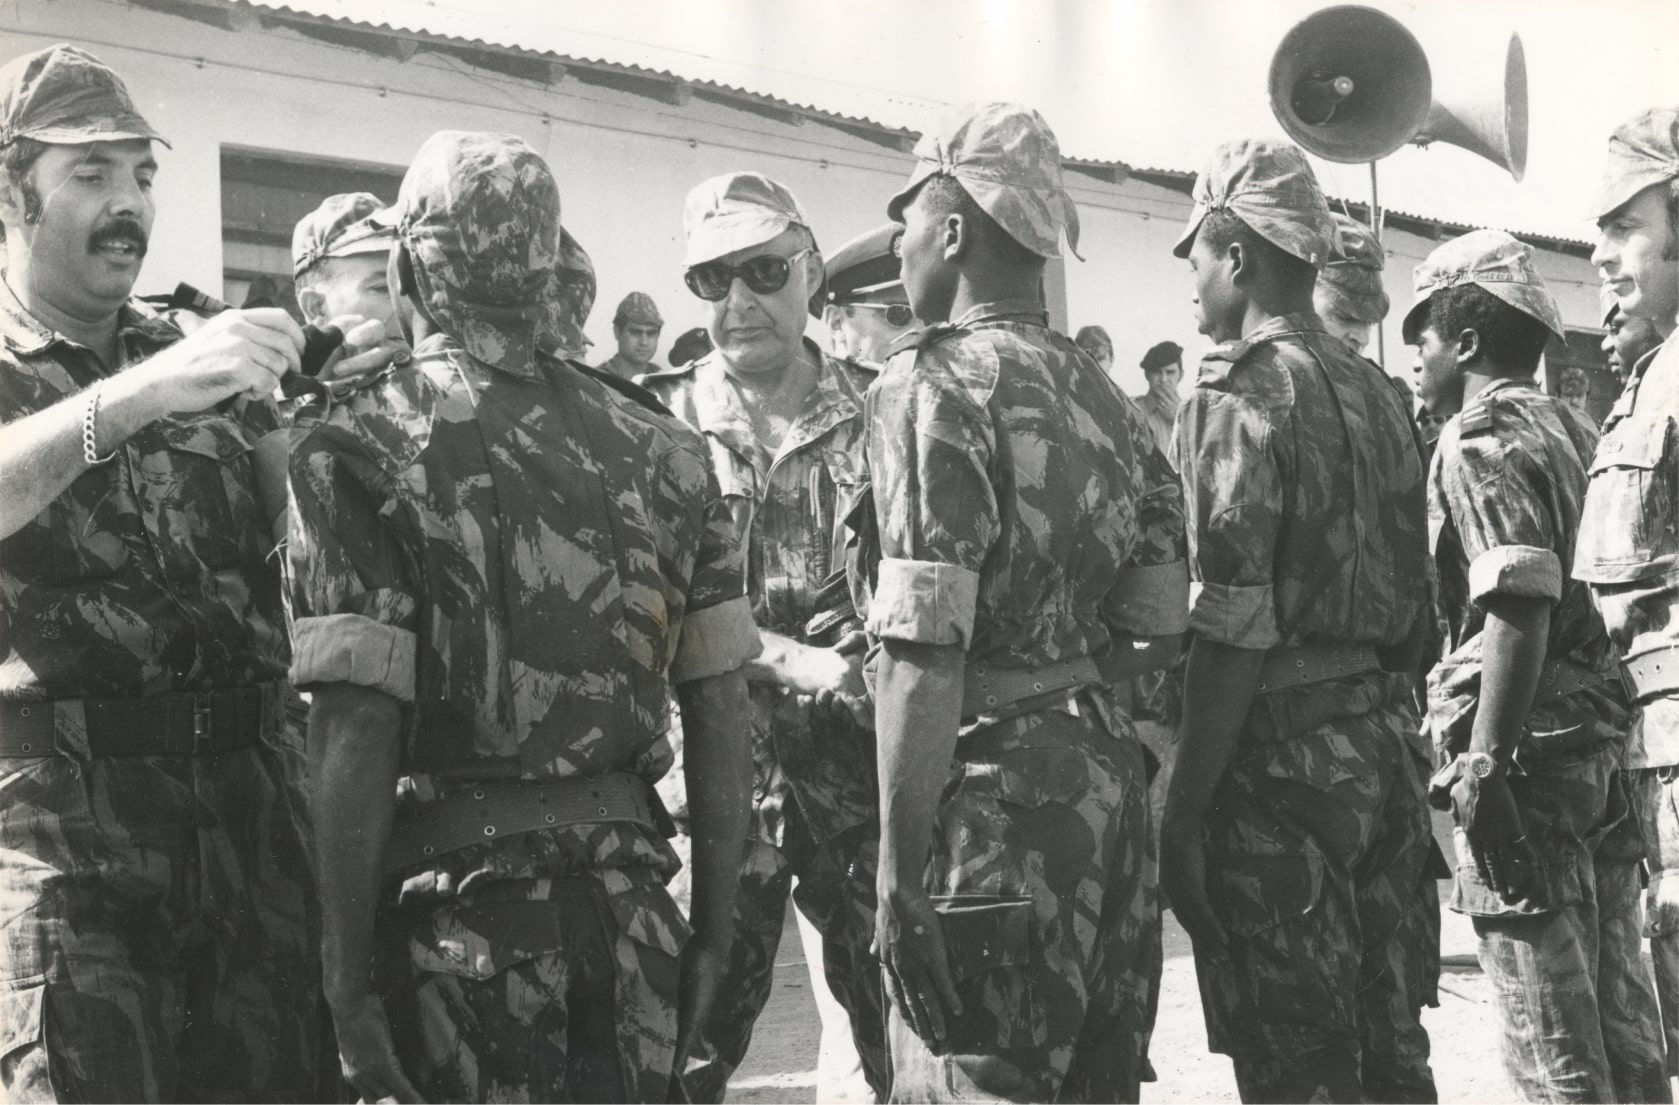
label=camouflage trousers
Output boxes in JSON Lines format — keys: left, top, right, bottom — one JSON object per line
{"left": 1632, "top": 764, "right": 1679, "bottom": 1079}
{"left": 376, "top": 871, "right": 683, "bottom": 1103}
{"left": 888, "top": 709, "right": 1160, "bottom": 1104}
{"left": 679, "top": 810, "right": 887, "bottom": 1104}
{"left": 0, "top": 743, "right": 320, "bottom": 1102}
{"left": 1195, "top": 684, "right": 1435, "bottom": 1103}
{"left": 1460, "top": 742, "right": 1669, "bottom": 1104}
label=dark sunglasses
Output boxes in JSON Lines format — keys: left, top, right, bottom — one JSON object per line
{"left": 847, "top": 301, "right": 914, "bottom": 328}
{"left": 686, "top": 247, "right": 814, "bottom": 301}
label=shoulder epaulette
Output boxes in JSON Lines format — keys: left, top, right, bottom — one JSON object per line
{"left": 1458, "top": 403, "right": 1494, "bottom": 437}
{"left": 1202, "top": 338, "right": 1252, "bottom": 365}
{"left": 886, "top": 322, "right": 959, "bottom": 358}
{"left": 637, "top": 361, "right": 697, "bottom": 386}
{"left": 838, "top": 354, "right": 881, "bottom": 378}
{"left": 573, "top": 360, "right": 675, "bottom": 418}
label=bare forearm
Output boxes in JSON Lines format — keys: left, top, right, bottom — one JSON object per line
{"left": 306, "top": 682, "right": 403, "bottom": 1010}
{"left": 1165, "top": 637, "right": 1264, "bottom": 823}
{"left": 876, "top": 639, "right": 966, "bottom": 891}
{"left": 0, "top": 368, "right": 163, "bottom": 539}
{"left": 678, "top": 668, "right": 752, "bottom": 951}
{"left": 1472, "top": 594, "right": 1550, "bottom": 763}
{"left": 742, "top": 630, "right": 807, "bottom": 688}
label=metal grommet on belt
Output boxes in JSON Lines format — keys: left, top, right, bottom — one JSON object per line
{"left": 985, "top": 695, "right": 997, "bottom": 706}
{"left": 18, "top": 707, "right": 29, "bottom": 718}
{"left": 473, "top": 789, "right": 485, "bottom": 800}
{"left": 545, "top": 813, "right": 556, "bottom": 824}
{"left": 422, "top": 845, "right": 436, "bottom": 856}
{"left": 19, "top": 743, "right": 30, "bottom": 753}
{"left": 1033, "top": 681, "right": 1044, "bottom": 692}
{"left": 597, "top": 806, "right": 608, "bottom": 817}
{"left": 483, "top": 825, "right": 496, "bottom": 836}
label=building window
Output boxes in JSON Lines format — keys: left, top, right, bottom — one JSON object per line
{"left": 221, "top": 146, "right": 403, "bottom": 318}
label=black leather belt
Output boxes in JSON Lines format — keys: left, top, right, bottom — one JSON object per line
{"left": 0, "top": 684, "right": 279, "bottom": 757}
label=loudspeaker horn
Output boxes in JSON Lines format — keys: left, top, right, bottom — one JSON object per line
{"left": 1413, "top": 32, "right": 1528, "bottom": 181}
{"left": 1268, "top": 4, "right": 1432, "bottom": 164}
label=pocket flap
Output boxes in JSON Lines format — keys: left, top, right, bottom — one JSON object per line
{"left": 1208, "top": 845, "right": 1325, "bottom": 937}
{"left": 157, "top": 413, "right": 255, "bottom": 460}
{"left": 0, "top": 980, "right": 43, "bottom": 1058}
{"left": 1588, "top": 416, "right": 1670, "bottom": 474}
{"left": 931, "top": 895, "right": 1033, "bottom": 983}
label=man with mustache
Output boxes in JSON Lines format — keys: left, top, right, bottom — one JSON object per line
{"left": 0, "top": 43, "right": 386, "bottom": 1101}
{"left": 640, "top": 172, "right": 887, "bottom": 1102}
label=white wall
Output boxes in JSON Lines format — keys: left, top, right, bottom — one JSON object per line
{"left": 3, "top": 0, "right": 1603, "bottom": 386}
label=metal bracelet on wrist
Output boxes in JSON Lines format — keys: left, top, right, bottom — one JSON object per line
{"left": 82, "top": 386, "right": 116, "bottom": 466}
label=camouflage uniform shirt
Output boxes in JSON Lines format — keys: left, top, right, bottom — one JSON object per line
{"left": 0, "top": 276, "right": 288, "bottom": 706}
{"left": 1176, "top": 312, "right": 1428, "bottom": 656}
{"left": 287, "top": 334, "right": 758, "bottom": 944}
{"left": 642, "top": 341, "right": 877, "bottom": 847}
{"left": 1577, "top": 336, "right": 1679, "bottom": 767}
{"left": 1429, "top": 379, "right": 1624, "bottom": 756}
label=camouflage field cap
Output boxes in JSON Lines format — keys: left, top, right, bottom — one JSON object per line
{"left": 1593, "top": 107, "right": 1679, "bottom": 219}
{"left": 1402, "top": 229, "right": 1565, "bottom": 344}
{"left": 613, "top": 290, "right": 663, "bottom": 328}
{"left": 683, "top": 172, "right": 812, "bottom": 267}
{"left": 1317, "top": 212, "right": 1390, "bottom": 324}
{"left": 541, "top": 227, "right": 596, "bottom": 359}
{"left": 1600, "top": 280, "right": 1620, "bottom": 327}
{"left": 291, "top": 192, "right": 394, "bottom": 278}
{"left": 0, "top": 44, "right": 168, "bottom": 149}
{"left": 887, "top": 101, "right": 1081, "bottom": 260}
{"left": 388, "top": 130, "right": 559, "bottom": 370}
{"left": 1173, "top": 139, "right": 1330, "bottom": 267}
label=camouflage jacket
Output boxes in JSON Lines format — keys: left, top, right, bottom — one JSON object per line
{"left": 1428, "top": 379, "right": 1627, "bottom": 757}
{"left": 0, "top": 277, "right": 288, "bottom": 705}
{"left": 642, "top": 342, "right": 877, "bottom": 847}
{"left": 1576, "top": 336, "right": 1679, "bottom": 767}
{"left": 1176, "top": 312, "right": 1428, "bottom": 662}
{"left": 863, "top": 298, "right": 1187, "bottom": 742}
{"left": 287, "top": 332, "right": 759, "bottom": 929}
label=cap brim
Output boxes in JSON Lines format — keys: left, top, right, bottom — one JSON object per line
{"left": 886, "top": 161, "right": 938, "bottom": 223}
{"left": 1479, "top": 282, "right": 1567, "bottom": 343}
{"left": 1400, "top": 292, "right": 1433, "bottom": 345}
{"left": 1172, "top": 204, "right": 1207, "bottom": 259}
{"left": 1593, "top": 169, "right": 1676, "bottom": 220}
{"left": 684, "top": 213, "right": 795, "bottom": 267}
{"left": 26, "top": 121, "right": 171, "bottom": 150}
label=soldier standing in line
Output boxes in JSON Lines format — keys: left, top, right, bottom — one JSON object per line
{"left": 598, "top": 290, "right": 665, "bottom": 379}
{"left": 1314, "top": 211, "right": 1390, "bottom": 359}
{"left": 1601, "top": 283, "right": 1662, "bottom": 388}
{"left": 1576, "top": 106, "right": 1679, "bottom": 1091}
{"left": 641, "top": 172, "right": 887, "bottom": 1103}
{"left": 1160, "top": 139, "right": 1436, "bottom": 1103}
{"left": 1411, "top": 228, "right": 1668, "bottom": 1104}
{"left": 862, "top": 101, "right": 1187, "bottom": 1104}
{"left": 288, "top": 130, "right": 757, "bottom": 1103}
{"left": 0, "top": 43, "right": 388, "bottom": 1100}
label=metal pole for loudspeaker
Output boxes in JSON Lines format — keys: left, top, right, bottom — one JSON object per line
{"left": 1369, "top": 161, "right": 1384, "bottom": 369}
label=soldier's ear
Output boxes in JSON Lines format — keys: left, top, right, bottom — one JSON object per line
{"left": 296, "top": 286, "right": 328, "bottom": 327}
{"left": 1454, "top": 327, "right": 1483, "bottom": 367}
{"left": 942, "top": 212, "right": 969, "bottom": 262}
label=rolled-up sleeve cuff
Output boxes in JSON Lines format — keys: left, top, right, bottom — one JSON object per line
{"left": 671, "top": 596, "right": 762, "bottom": 684}
{"left": 290, "top": 614, "right": 417, "bottom": 701}
{"left": 1188, "top": 580, "right": 1281, "bottom": 651}
{"left": 1111, "top": 560, "right": 1190, "bottom": 635}
{"left": 1469, "top": 545, "right": 1562, "bottom": 604}
{"left": 866, "top": 557, "right": 980, "bottom": 649}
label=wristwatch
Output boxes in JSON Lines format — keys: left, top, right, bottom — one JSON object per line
{"left": 1463, "top": 751, "right": 1506, "bottom": 783}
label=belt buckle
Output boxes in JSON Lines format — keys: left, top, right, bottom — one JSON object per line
{"left": 192, "top": 693, "right": 213, "bottom": 754}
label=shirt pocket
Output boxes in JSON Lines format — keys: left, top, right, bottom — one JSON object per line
{"left": 1576, "top": 415, "right": 1678, "bottom": 585}
{"left": 146, "top": 413, "right": 262, "bottom": 571}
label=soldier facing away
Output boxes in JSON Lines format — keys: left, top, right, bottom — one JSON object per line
{"left": 1161, "top": 139, "right": 1437, "bottom": 1103}
{"left": 288, "top": 129, "right": 757, "bottom": 1103}
{"left": 1411, "top": 228, "right": 1668, "bottom": 1103}
{"left": 640, "top": 171, "right": 888, "bottom": 1102}
{"left": 860, "top": 100, "right": 1187, "bottom": 1104}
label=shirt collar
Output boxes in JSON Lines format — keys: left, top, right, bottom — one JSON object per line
{"left": 1239, "top": 311, "right": 1328, "bottom": 347}
{"left": 949, "top": 297, "right": 1049, "bottom": 329}
{"left": 688, "top": 338, "right": 864, "bottom": 467}
{"left": 0, "top": 272, "right": 176, "bottom": 358}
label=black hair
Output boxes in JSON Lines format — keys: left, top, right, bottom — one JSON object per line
{"left": 917, "top": 173, "right": 1042, "bottom": 271}
{"left": 1197, "top": 209, "right": 1317, "bottom": 294}
{"left": 1420, "top": 283, "right": 1550, "bottom": 373}
{"left": 0, "top": 137, "right": 48, "bottom": 240}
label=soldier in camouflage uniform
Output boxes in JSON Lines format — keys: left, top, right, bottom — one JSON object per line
{"left": 597, "top": 291, "right": 663, "bottom": 380}
{"left": 1577, "top": 107, "right": 1679, "bottom": 1088}
{"left": 1314, "top": 211, "right": 1390, "bottom": 358}
{"left": 287, "top": 130, "right": 758, "bottom": 1103}
{"left": 0, "top": 44, "right": 338, "bottom": 1101}
{"left": 861, "top": 101, "right": 1187, "bottom": 1104}
{"left": 1161, "top": 140, "right": 1436, "bottom": 1103}
{"left": 639, "top": 172, "right": 886, "bottom": 1103}
{"left": 1411, "top": 228, "right": 1669, "bottom": 1103}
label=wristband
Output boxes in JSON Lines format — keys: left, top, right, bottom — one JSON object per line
{"left": 82, "top": 387, "right": 116, "bottom": 465}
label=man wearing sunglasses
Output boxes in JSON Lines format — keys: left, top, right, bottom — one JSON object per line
{"left": 641, "top": 172, "right": 887, "bottom": 1103}
{"left": 821, "top": 222, "right": 920, "bottom": 365}
{"left": 860, "top": 101, "right": 1186, "bottom": 1103}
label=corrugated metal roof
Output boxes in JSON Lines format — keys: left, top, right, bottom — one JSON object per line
{"left": 236, "top": 0, "right": 1596, "bottom": 246}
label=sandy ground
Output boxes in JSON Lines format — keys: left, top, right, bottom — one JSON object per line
{"left": 722, "top": 720, "right": 1644, "bottom": 1104}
